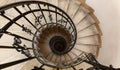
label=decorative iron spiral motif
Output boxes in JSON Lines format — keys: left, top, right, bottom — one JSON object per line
{"left": 0, "top": 0, "right": 102, "bottom": 70}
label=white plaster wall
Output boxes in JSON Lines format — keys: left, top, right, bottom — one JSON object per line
{"left": 86, "top": 0, "right": 120, "bottom": 68}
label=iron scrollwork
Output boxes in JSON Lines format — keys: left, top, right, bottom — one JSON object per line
{"left": 57, "top": 19, "right": 67, "bottom": 24}
{"left": 48, "top": 14, "right": 53, "bottom": 21}
{"left": 35, "top": 15, "right": 43, "bottom": 26}
{"left": 13, "top": 37, "right": 32, "bottom": 57}
{"left": 22, "top": 25, "right": 33, "bottom": 35}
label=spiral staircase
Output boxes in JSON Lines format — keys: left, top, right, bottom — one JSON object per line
{"left": 0, "top": 0, "right": 102, "bottom": 70}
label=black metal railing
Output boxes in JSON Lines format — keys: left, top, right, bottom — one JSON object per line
{"left": 0, "top": 1, "right": 77, "bottom": 69}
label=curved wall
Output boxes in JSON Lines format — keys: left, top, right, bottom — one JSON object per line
{"left": 86, "top": 0, "right": 120, "bottom": 68}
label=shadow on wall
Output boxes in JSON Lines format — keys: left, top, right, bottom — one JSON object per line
{"left": 86, "top": 0, "right": 120, "bottom": 68}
